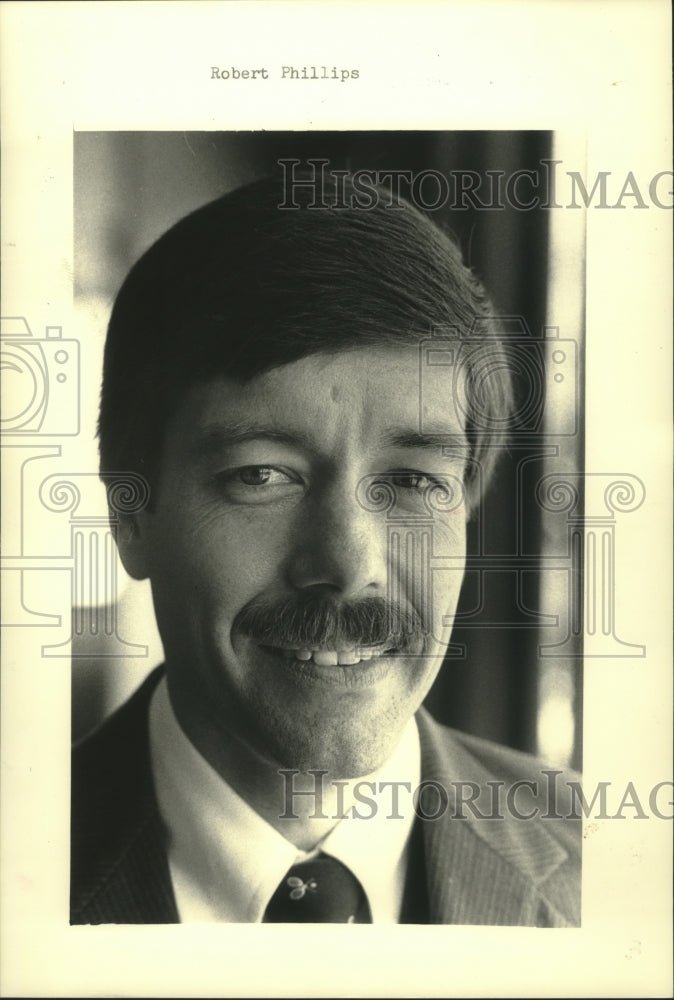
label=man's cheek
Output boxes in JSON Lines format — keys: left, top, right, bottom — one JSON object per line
{"left": 227, "top": 520, "right": 296, "bottom": 583}
{"left": 431, "top": 511, "right": 467, "bottom": 554}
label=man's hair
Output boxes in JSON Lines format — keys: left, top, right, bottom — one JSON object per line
{"left": 98, "top": 172, "right": 513, "bottom": 511}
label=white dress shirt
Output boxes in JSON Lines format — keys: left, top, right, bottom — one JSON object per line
{"left": 148, "top": 676, "right": 421, "bottom": 923}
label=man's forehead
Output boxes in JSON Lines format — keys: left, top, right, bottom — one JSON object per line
{"left": 170, "top": 346, "right": 467, "bottom": 452}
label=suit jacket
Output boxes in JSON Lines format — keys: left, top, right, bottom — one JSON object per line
{"left": 71, "top": 667, "right": 581, "bottom": 926}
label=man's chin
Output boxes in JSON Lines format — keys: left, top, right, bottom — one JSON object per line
{"left": 271, "top": 726, "right": 404, "bottom": 781}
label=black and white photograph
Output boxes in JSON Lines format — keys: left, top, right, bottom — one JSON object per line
{"left": 1, "top": 3, "right": 671, "bottom": 997}
{"left": 70, "top": 131, "right": 584, "bottom": 927}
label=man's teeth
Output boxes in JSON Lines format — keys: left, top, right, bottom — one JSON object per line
{"left": 280, "top": 647, "right": 384, "bottom": 666}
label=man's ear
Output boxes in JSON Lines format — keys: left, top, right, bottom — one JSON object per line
{"left": 113, "top": 511, "right": 152, "bottom": 581}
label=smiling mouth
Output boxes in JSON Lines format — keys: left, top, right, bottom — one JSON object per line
{"left": 266, "top": 645, "right": 396, "bottom": 667}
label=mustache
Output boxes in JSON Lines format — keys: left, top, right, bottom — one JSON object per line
{"left": 234, "top": 595, "right": 428, "bottom": 653}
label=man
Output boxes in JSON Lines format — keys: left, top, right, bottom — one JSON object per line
{"left": 71, "top": 170, "right": 581, "bottom": 925}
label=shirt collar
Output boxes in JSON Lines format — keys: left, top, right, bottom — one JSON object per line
{"left": 149, "top": 676, "right": 420, "bottom": 923}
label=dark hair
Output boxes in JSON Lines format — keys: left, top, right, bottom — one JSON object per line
{"left": 98, "top": 172, "right": 513, "bottom": 510}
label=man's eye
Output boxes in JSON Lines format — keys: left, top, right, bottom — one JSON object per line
{"left": 237, "top": 466, "right": 292, "bottom": 487}
{"left": 213, "top": 465, "right": 302, "bottom": 504}
{"left": 388, "top": 472, "right": 435, "bottom": 491}
{"left": 384, "top": 472, "right": 463, "bottom": 511}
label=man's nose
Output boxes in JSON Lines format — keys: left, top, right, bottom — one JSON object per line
{"left": 285, "top": 483, "right": 388, "bottom": 598}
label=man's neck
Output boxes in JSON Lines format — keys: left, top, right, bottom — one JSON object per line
{"left": 167, "top": 684, "right": 377, "bottom": 852}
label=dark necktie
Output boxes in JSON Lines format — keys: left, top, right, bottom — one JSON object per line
{"left": 263, "top": 854, "right": 372, "bottom": 923}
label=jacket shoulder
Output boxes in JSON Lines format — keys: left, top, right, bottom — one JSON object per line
{"left": 71, "top": 666, "right": 177, "bottom": 924}
{"left": 416, "top": 709, "right": 582, "bottom": 925}
{"left": 418, "top": 708, "right": 581, "bottom": 803}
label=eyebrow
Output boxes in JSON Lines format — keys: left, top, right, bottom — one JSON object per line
{"left": 384, "top": 430, "right": 468, "bottom": 451}
{"left": 196, "top": 424, "right": 303, "bottom": 451}
{"left": 193, "top": 423, "right": 468, "bottom": 457}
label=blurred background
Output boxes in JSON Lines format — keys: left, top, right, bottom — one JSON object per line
{"left": 72, "top": 131, "right": 585, "bottom": 769}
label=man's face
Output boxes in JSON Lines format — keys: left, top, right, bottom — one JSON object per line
{"left": 130, "top": 347, "right": 468, "bottom": 778}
